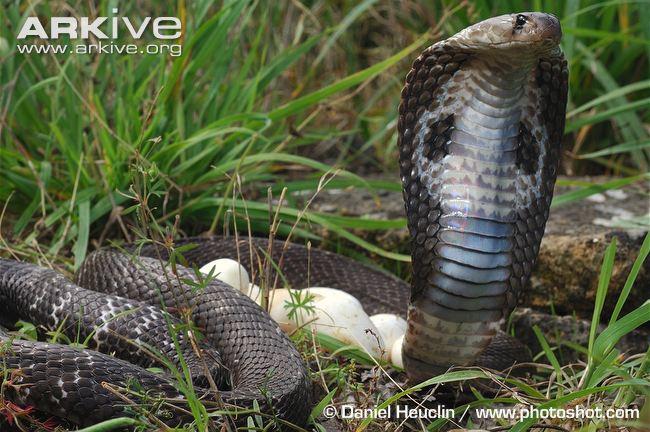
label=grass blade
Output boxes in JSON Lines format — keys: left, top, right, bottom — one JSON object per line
{"left": 73, "top": 200, "right": 90, "bottom": 271}
{"left": 577, "top": 139, "right": 650, "bottom": 159}
{"left": 552, "top": 174, "right": 649, "bottom": 207}
{"left": 268, "top": 34, "right": 428, "bottom": 121}
{"left": 611, "top": 232, "right": 650, "bottom": 323}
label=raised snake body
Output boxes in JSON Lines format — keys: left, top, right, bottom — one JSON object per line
{"left": 397, "top": 12, "right": 568, "bottom": 380}
{"left": 0, "top": 12, "right": 567, "bottom": 428}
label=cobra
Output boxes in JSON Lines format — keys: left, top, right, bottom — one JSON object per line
{"left": 0, "top": 12, "right": 567, "bottom": 428}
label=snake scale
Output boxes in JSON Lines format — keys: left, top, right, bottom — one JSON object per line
{"left": 0, "top": 12, "right": 567, "bottom": 429}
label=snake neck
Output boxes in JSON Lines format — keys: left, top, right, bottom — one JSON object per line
{"left": 401, "top": 53, "right": 540, "bottom": 379}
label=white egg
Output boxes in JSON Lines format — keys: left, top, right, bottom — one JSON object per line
{"left": 267, "top": 288, "right": 300, "bottom": 331}
{"left": 369, "top": 314, "right": 407, "bottom": 350}
{"left": 390, "top": 334, "right": 404, "bottom": 368}
{"left": 267, "top": 287, "right": 385, "bottom": 359}
{"left": 199, "top": 259, "right": 250, "bottom": 292}
{"left": 245, "top": 283, "right": 263, "bottom": 305}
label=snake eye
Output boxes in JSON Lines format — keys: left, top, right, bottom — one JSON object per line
{"left": 515, "top": 14, "right": 527, "bottom": 28}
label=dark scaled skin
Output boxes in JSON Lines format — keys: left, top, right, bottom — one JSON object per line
{"left": 76, "top": 250, "right": 312, "bottom": 427}
{"left": 1, "top": 335, "right": 185, "bottom": 426}
{"left": 1, "top": 250, "right": 312, "bottom": 428}
{"left": 1, "top": 237, "right": 413, "bottom": 428}
{"left": 0, "top": 260, "right": 226, "bottom": 389}
{"left": 132, "top": 236, "right": 411, "bottom": 315}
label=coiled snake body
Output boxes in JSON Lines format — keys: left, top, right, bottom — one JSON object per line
{"left": 0, "top": 12, "right": 567, "bottom": 428}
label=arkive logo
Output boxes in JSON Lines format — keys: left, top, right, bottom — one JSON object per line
{"left": 17, "top": 8, "right": 182, "bottom": 40}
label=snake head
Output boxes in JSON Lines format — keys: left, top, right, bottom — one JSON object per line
{"left": 447, "top": 12, "right": 562, "bottom": 54}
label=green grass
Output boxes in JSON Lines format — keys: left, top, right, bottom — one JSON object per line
{"left": 1, "top": 0, "right": 648, "bottom": 261}
{"left": 0, "top": 0, "right": 648, "bottom": 431}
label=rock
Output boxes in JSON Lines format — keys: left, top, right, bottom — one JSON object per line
{"left": 318, "top": 417, "right": 346, "bottom": 432}
{"left": 527, "top": 177, "right": 648, "bottom": 319}
{"left": 303, "top": 176, "right": 649, "bottom": 322}
{"left": 512, "top": 308, "right": 649, "bottom": 358}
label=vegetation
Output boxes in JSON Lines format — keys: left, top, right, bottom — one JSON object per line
{"left": 0, "top": 0, "right": 648, "bottom": 431}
